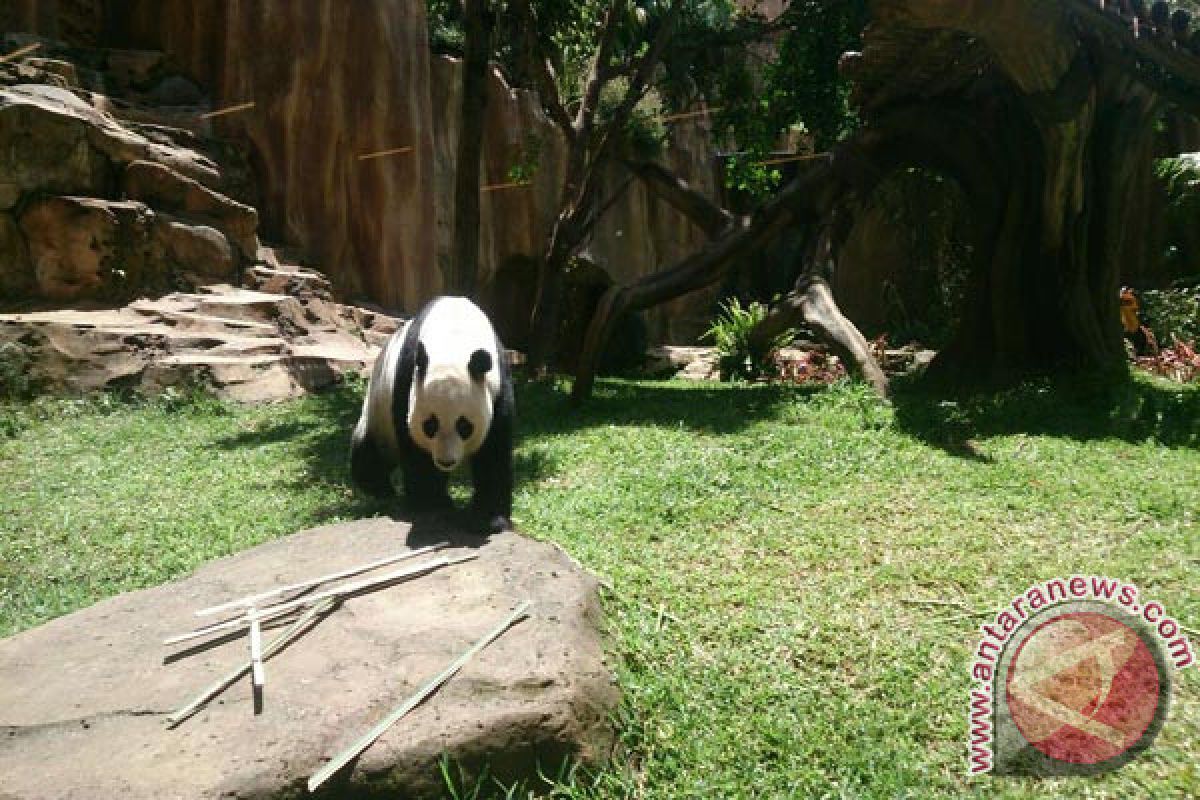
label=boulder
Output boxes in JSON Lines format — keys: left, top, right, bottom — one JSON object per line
{"left": 0, "top": 519, "right": 617, "bottom": 799}
{"left": 0, "top": 84, "right": 112, "bottom": 198}
{"left": 0, "top": 83, "right": 223, "bottom": 192}
{"left": 18, "top": 196, "right": 158, "bottom": 303}
{"left": 154, "top": 216, "right": 236, "bottom": 284}
{"left": 17, "top": 196, "right": 244, "bottom": 306}
{"left": 123, "top": 159, "right": 259, "bottom": 257}
{"left": 0, "top": 213, "right": 32, "bottom": 301}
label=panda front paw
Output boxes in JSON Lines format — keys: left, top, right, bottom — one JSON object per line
{"left": 486, "top": 515, "right": 512, "bottom": 535}
{"left": 468, "top": 505, "right": 511, "bottom": 535}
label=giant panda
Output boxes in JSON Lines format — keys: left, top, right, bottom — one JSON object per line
{"left": 351, "top": 296, "right": 514, "bottom": 534}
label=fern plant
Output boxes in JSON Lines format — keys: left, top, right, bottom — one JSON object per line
{"left": 703, "top": 298, "right": 795, "bottom": 381}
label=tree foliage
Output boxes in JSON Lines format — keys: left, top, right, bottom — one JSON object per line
{"left": 427, "top": 0, "right": 868, "bottom": 199}
{"left": 702, "top": 0, "right": 869, "bottom": 198}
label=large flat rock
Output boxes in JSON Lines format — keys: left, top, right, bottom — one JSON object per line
{"left": 0, "top": 519, "right": 617, "bottom": 799}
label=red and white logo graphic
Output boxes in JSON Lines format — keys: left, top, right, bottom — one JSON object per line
{"left": 967, "top": 577, "right": 1191, "bottom": 776}
{"left": 1005, "top": 611, "right": 1161, "bottom": 765}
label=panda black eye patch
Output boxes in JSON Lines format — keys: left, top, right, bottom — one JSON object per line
{"left": 456, "top": 416, "right": 474, "bottom": 439}
{"left": 422, "top": 415, "right": 439, "bottom": 438}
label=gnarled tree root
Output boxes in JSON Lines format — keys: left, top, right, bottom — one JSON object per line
{"left": 754, "top": 276, "right": 890, "bottom": 398}
{"left": 569, "top": 206, "right": 793, "bottom": 404}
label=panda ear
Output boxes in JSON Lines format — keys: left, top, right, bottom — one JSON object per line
{"left": 468, "top": 349, "right": 493, "bottom": 381}
{"left": 415, "top": 341, "right": 429, "bottom": 379}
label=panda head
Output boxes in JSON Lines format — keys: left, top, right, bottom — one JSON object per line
{"left": 409, "top": 342, "right": 494, "bottom": 472}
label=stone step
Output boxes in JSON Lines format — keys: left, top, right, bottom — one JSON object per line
{"left": 153, "top": 351, "right": 366, "bottom": 403}
{"left": 186, "top": 287, "right": 299, "bottom": 324}
{"left": 181, "top": 335, "right": 288, "bottom": 357}
{"left": 244, "top": 263, "right": 334, "bottom": 299}
{"left": 0, "top": 283, "right": 402, "bottom": 402}
{"left": 128, "top": 306, "right": 279, "bottom": 336}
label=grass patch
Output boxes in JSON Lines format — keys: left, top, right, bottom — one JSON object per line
{"left": 0, "top": 387, "right": 390, "bottom": 632}
{"left": 1, "top": 374, "right": 1197, "bottom": 798}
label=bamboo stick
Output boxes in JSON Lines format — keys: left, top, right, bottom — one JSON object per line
{"left": 0, "top": 43, "right": 41, "bottom": 64}
{"left": 166, "top": 598, "right": 339, "bottom": 728}
{"left": 249, "top": 618, "right": 265, "bottom": 689}
{"left": 307, "top": 602, "right": 532, "bottom": 792}
{"left": 199, "top": 101, "right": 256, "bottom": 120}
{"left": 357, "top": 146, "right": 413, "bottom": 161}
{"left": 480, "top": 180, "right": 532, "bottom": 192}
{"left": 195, "top": 543, "right": 448, "bottom": 617}
{"left": 659, "top": 106, "right": 722, "bottom": 123}
{"left": 164, "top": 554, "right": 477, "bottom": 646}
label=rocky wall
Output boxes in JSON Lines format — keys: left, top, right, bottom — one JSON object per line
{"left": 9, "top": 1, "right": 727, "bottom": 345}
{"left": 105, "top": 0, "right": 441, "bottom": 312}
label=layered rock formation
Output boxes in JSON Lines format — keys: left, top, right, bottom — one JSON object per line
{"left": 0, "top": 43, "right": 260, "bottom": 308}
{"left": 0, "top": 262, "right": 401, "bottom": 402}
{"left": 0, "top": 32, "right": 404, "bottom": 401}
{"left": 6, "top": 2, "right": 727, "bottom": 345}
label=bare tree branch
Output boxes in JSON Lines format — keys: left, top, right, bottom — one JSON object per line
{"left": 615, "top": 0, "right": 685, "bottom": 118}
{"left": 571, "top": 153, "right": 886, "bottom": 402}
{"left": 758, "top": 276, "right": 890, "bottom": 397}
{"left": 512, "top": 0, "right": 575, "bottom": 139}
{"left": 586, "top": 173, "right": 637, "bottom": 232}
{"left": 624, "top": 158, "right": 736, "bottom": 235}
{"left": 573, "top": 0, "right": 684, "bottom": 222}
{"left": 528, "top": 0, "right": 684, "bottom": 371}
{"left": 574, "top": 0, "right": 628, "bottom": 139}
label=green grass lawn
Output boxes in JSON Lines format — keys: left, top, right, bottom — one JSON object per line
{"left": 1, "top": 374, "right": 1197, "bottom": 798}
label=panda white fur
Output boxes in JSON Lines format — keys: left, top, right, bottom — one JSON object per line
{"left": 351, "top": 296, "right": 514, "bottom": 534}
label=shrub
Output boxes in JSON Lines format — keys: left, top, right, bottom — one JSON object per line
{"left": 0, "top": 342, "right": 37, "bottom": 402}
{"left": 1139, "top": 286, "right": 1200, "bottom": 347}
{"left": 703, "top": 298, "right": 794, "bottom": 381}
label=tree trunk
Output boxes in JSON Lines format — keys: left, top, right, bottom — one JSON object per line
{"left": 852, "top": 1, "right": 1180, "bottom": 384}
{"left": 525, "top": 0, "right": 683, "bottom": 374}
{"left": 526, "top": 219, "right": 580, "bottom": 374}
{"left": 448, "top": 0, "right": 493, "bottom": 297}
{"left": 926, "top": 69, "right": 1152, "bottom": 382}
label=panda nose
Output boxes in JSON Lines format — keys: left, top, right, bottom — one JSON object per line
{"left": 435, "top": 458, "right": 457, "bottom": 471}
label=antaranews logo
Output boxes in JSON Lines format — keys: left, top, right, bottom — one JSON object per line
{"left": 967, "top": 576, "right": 1193, "bottom": 776}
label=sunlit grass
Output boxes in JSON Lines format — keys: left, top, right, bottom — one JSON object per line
{"left": 2, "top": 373, "right": 1197, "bottom": 798}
